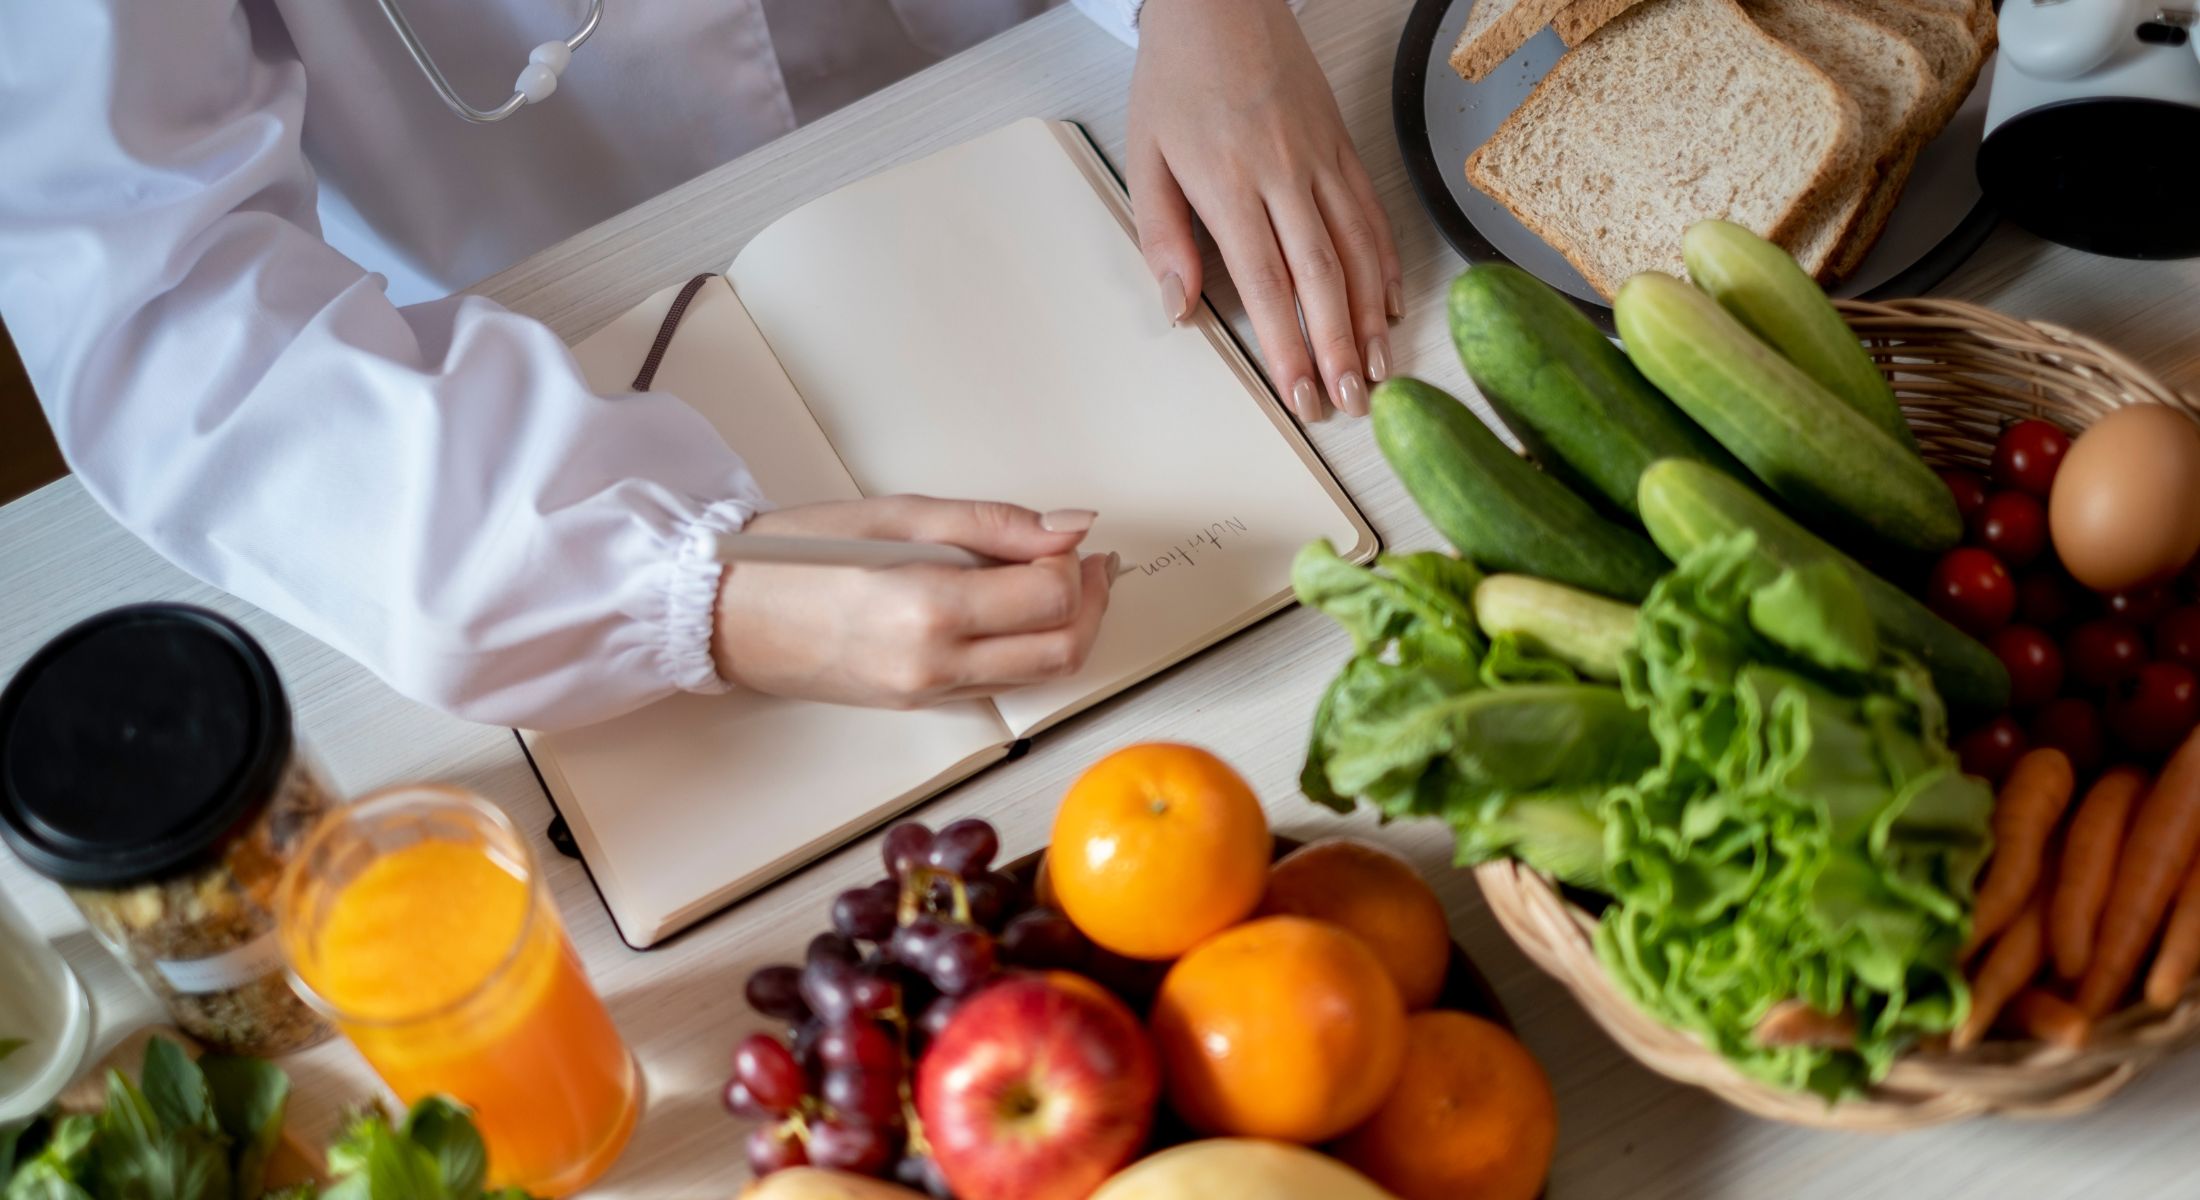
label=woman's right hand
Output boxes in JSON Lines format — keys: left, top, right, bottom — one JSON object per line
{"left": 712, "top": 496, "right": 1115, "bottom": 708}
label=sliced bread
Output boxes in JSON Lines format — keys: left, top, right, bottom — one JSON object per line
{"left": 1553, "top": 0, "right": 1650, "bottom": 46}
{"left": 1463, "top": 0, "right": 1864, "bottom": 299}
{"left": 1450, "top": 0, "right": 1578, "bottom": 82}
{"left": 1741, "top": 0, "right": 1933, "bottom": 280}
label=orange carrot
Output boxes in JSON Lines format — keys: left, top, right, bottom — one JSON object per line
{"left": 1752, "top": 1000, "right": 1857, "bottom": 1048}
{"left": 2050, "top": 767, "right": 2147, "bottom": 980}
{"left": 1967, "top": 749, "right": 2076, "bottom": 957}
{"left": 2007, "top": 988, "right": 2092, "bottom": 1050}
{"left": 2143, "top": 853, "right": 2200, "bottom": 1009}
{"left": 2080, "top": 726, "right": 2200, "bottom": 1016}
{"left": 1958, "top": 888, "right": 2047, "bottom": 1050}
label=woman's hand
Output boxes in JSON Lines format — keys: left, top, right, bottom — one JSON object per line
{"left": 1128, "top": 0, "right": 1402, "bottom": 423}
{"left": 712, "top": 496, "right": 1114, "bottom": 708}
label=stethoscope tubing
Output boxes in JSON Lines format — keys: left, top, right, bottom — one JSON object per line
{"left": 374, "top": 0, "right": 604, "bottom": 123}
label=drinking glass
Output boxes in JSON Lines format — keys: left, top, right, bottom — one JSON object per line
{"left": 0, "top": 883, "right": 92, "bottom": 1125}
{"left": 277, "top": 785, "right": 640, "bottom": 1196}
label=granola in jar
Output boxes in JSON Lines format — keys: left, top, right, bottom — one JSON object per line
{"left": 0, "top": 605, "right": 337, "bottom": 1056}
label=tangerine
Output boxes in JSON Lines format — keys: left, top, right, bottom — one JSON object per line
{"left": 1333, "top": 1010, "right": 1557, "bottom": 1200}
{"left": 1049, "top": 743, "right": 1270, "bottom": 960}
{"left": 1260, "top": 837, "right": 1453, "bottom": 1009}
{"left": 1147, "top": 915, "right": 1406, "bottom": 1143}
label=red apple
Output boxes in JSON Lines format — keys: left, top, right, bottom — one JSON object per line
{"left": 915, "top": 972, "right": 1159, "bottom": 1200}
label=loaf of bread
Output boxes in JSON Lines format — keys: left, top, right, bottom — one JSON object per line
{"left": 1552, "top": 0, "right": 1647, "bottom": 46}
{"left": 1449, "top": 0, "right": 1578, "bottom": 82}
{"left": 1464, "top": 0, "right": 1864, "bottom": 298}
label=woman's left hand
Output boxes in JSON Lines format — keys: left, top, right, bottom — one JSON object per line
{"left": 1127, "top": 0, "right": 1401, "bottom": 423}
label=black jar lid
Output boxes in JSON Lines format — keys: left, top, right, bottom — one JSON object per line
{"left": 0, "top": 604, "right": 293, "bottom": 888}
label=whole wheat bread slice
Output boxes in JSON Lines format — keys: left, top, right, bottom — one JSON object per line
{"left": 1822, "top": 0, "right": 1995, "bottom": 275}
{"left": 1553, "top": 0, "right": 1650, "bottom": 46}
{"left": 1450, "top": 0, "right": 1578, "bottom": 81}
{"left": 1464, "top": 0, "right": 1864, "bottom": 299}
{"left": 1742, "top": 0, "right": 1933, "bottom": 280}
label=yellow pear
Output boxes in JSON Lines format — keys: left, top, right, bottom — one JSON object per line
{"left": 1088, "top": 1140, "right": 1399, "bottom": 1200}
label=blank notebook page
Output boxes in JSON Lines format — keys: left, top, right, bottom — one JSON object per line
{"left": 728, "top": 119, "right": 1370, "bottom": 735}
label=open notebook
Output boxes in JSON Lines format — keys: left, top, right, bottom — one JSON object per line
{"left": 521, "top": 119, "right": 1376, "bottom": 948}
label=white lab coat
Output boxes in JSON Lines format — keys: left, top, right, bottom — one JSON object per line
{"left": 0, "top": 0, "right": 1148, "bottom": 730}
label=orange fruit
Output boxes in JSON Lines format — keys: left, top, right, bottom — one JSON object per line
{"left": 1148, "top": 915, "right": 1406, "bottom": 1143}
{"left": 1260, "top": 838, "right": 1453, "bottom": 1010}
{"left": 1334, "top": 1011, "right": 1557, "bottom": 1200}
{"left": 1050, "top": 743, "right": 1271, "bottom": 960}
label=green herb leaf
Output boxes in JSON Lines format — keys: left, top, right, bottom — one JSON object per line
{"left": 0, "top": 1039, "right": 25, "bottom": 1064}
{"left": 142, "top": 1038, "right": 217, "bottom": 1136}
{"left": 4, "top": 1166, "right": 96, "bottom": 1200}
{"left": 199, "top": 1055, "right": 288, "bottom": 1200}
{"left": 4, "top": 1115, "right": 95, "bottom": 1200}
{"left": 401, "top": 1098, "right": 486, "bottom": 1196}
{"left": 323, "top": 1108, "right": 450, "bottom": 1200}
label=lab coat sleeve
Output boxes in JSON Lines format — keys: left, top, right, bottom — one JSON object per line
{"left": 1070, "top": 0, "right": 1306, "bottom": 46}
{"left": 0, "top": 0, "right": 768, "bottom": 731}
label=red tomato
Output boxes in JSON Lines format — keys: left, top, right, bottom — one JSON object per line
{"left": 2110, "top": 662, "right": 2200, "bottom": 756}
{"left": 1992, "top": 419, "right": 2071, "bottom": 497}
{"left": 2157, "top": 605, "right": 2200, "bottom": 673}
{"left": 2067, "top": 619, "right": 2148, "bottom": 691}
{"left": 1939, "top": 468, "right": 1990, "bottom": 528}
{"left": 1990, "top": 625, "right": 2064, "bottom": 708}
{"left": 2030, "top": 697, "right": 2105, "bottom": 777}
{"left": 1975, "top": 491, "right": 2048, "bottom": 567}
{"left": 1928, "top": 548, "right": 2016, "bottom": 636}
{"left": 2017, "top": 570, "right": 2081, "bottom": 630}
{"left": 2104, "top": 583, "right": 2173, "bottom": 626}
{"left": 1957, "top": 716, "right": 2030, "bottom": 785}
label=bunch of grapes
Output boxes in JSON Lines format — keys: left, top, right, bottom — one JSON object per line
{"left": 726, "top": 817, "right": 1095, "bottom": 1188}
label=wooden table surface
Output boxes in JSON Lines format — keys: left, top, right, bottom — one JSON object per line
{"left": 6, "top": 2, "right": 2200, "bottom": 1196}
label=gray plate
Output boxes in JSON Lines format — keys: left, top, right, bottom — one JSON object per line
{"left": 1395, "top": 0, "right": 2001, "bottom": 327}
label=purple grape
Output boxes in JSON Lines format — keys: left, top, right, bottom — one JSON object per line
{"left": 846, "top": 967, "right": 902, "bottom": 1018}
{"left": 817, "top": 1021, "right": 902, "bottom": 1072}
{"left": 807, "top": 1118, "right": 897, "bottom": 1175}
{"left": 926, "top": 818, "right": 999, "bottom": 875}
{"left": 895, "top": 1155, "right": 954, "bottom": 1198}
{"left": 1000, "top": 910, "right": 1090, "bottom": 971}
{"left": 962, "top": 871, "right": 1024, "bottom": 931}
{"left": 832, "top": 881, "right": 900, "bottom": 942}
{"left": 808, "top": 932, "right": 860, "bottom": 968}
{"left": 889, "top": 915, "right": 951, "bottom": 969}
{"left": 800, "top": 959, "right": 857, "bottom": 1022}
{"left": 744, "top": 964, "right": 810, "bottom": 1022}
{"left": 731, "top": 1033, "right": 807, "bottom": 1113}
{"left": 821, "top": 1066, "right": 904, "bottom": 1125}
{"left": 745, "top": 1125, "right": 808, "bottom": 1176}
{"left": 723, "top": 1079, "right": 771, "bottom": 1119}
{"left": 882, "top": 823, "right": 933, "bottom": 880}
{"left": 927, "top": 926, "right": 996, "bottom": 996}
{"left": 789, "top": 1018, "right": 824, "bottom": 1077}
{"left": 917, "top": 995, "right": 964, "bottom": 1044}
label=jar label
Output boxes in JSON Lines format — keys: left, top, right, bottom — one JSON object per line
{"left": 152, "top": 932, "right": 284, "bottom": 995}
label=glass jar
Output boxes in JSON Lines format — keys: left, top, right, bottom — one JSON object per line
{"left": 0, "top": 604, "right": 336, "bottom": 1057}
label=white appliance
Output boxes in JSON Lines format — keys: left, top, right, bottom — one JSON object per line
{"left": 1979, "top": 0, "right": 2200, "bottom": 258}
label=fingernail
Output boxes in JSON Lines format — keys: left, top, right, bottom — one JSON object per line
{"left": 1366, "top": 336, "right": 1391, "bottom": 383}
{"left": 1386, "top": 280, "right": 1405, "bottom": 321}
{"left": 1159, "top": 272, "right": 1188, "bottom": 325}
{"left": 1338, "top": 370, "right": 1369, "bottom": 417}
{"left": 1291, "top": 377, "right": 1325, "bottom": 423}
{"left": 1105, "top": 552, "right": 1123, "bottom": 581}
{"left": 1041, "top": 508, "right": 1098, "bottom": 533}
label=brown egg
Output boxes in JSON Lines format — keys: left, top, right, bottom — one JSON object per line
{"left": 2049, "top": 405, "right": 2200, "bottom": 592}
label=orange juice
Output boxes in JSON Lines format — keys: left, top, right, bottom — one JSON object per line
{"left": 280, "top": 788, "right": 639, "bottom": 1196}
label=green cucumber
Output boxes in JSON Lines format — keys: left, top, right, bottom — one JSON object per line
{"left": 1447, "top": 264, "right": 1750, "bottom": 517}
{"left": 1637, "top": 458, "right": 2009, "bottom": 711}
{"left": 1615, "top": 272, "right": 1960, "bottom": 556}
{"left": 1372, "top": 377, "right": 1666, "bottom": 601}
{"left": 1681, "top": 220, "right": 1915, "bottom": 450}
{"left": 1473, "top": 574, "right": 1637, "bottom": 681}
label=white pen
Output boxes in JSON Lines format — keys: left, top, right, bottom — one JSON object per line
{"left": 701, "top": 532, "right": 1131, "bottom": 580}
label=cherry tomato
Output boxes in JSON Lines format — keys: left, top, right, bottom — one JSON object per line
{"left": 1992, "top": 419, "right": 2071, "bottom": 497}
{"left": 1939, "top": 468, "right": 1990, "bottom": 528}
{"left": 1957, "top": 716, "right": 2030, "bottom": 785}
{"left": 1928, "top": 548, "right": 2016, "bottom": 636}
{"left": 2030, "top": 697, "right": 2105, "bottom": 777}
{"left": 2157, "top": 605, "right": 2200, "bottom": 673}
{"left": 2067, "top": 619, "right": 2147, "bottom": 691}
{"left": 2110, "top": 662, "right": 2200, "bottom": 756}
{"left": 2017, "top": 570, "right": 2081, "bottom": 630}
{"left": 1990, "top": 625, "right": 2065, "bottom": 708}
{"left": 1975, "top": 491, "right": 2048, "bottom": 567}
{"left": 2104, "top": 582, "right": 2173, "bottom": 626}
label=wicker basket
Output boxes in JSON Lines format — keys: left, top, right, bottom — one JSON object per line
{"left": 1477, "top": 296, "right": 2200, "bottom": 1131}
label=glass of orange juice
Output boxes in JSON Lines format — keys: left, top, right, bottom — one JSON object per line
{"left": 276, "top": 785, "right": 641, "bottom": 1196}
